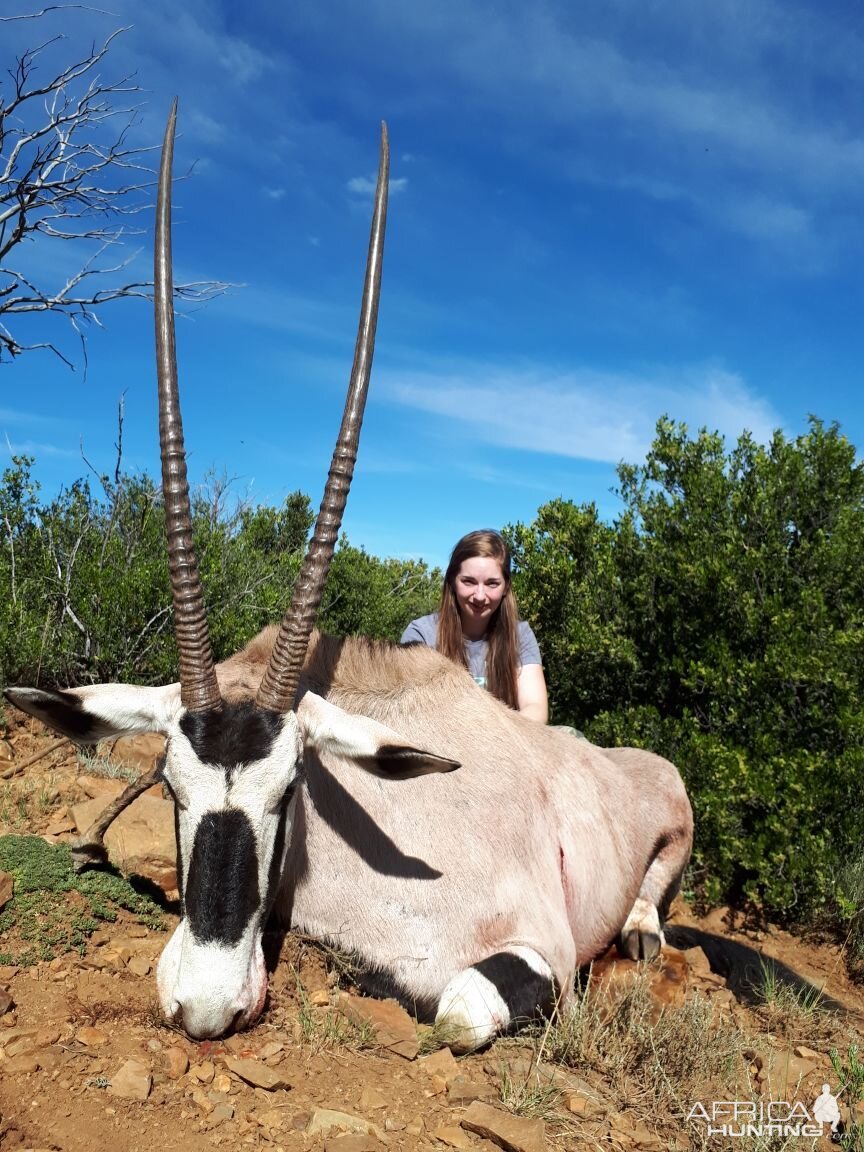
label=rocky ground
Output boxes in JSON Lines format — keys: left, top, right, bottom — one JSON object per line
{"left": 0, "top": 714, "right": 862, "bottom": 1152}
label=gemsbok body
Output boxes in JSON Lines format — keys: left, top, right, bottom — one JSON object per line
{"left": 4, "top": 106, "right": 693, "bottom": 1049}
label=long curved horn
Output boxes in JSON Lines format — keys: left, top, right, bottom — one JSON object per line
{"left": 256, "top": 122, "right": 390, "bottom": 713}
{"left": 155, "top": 100, "right": 221, "bottom": 713}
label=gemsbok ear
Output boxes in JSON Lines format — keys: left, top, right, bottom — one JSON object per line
{"left": 3, "top": 683, "right": 182, "bottom": 744}
{"left": 296, "top": 691, "right": 460, "bottom": 779}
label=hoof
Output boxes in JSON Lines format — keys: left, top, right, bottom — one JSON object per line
{"left": 618, "top": 896, "right": 664, "bottom": 961}
{"left": 70, "top": 839, "right": 109, "bottom": 873}
{"left": 618, "top": 927, "right": 663, "bottom": 962}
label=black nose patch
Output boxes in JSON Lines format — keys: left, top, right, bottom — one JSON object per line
{"left": 185, "top": 809, "right": 260, "bottom": 945}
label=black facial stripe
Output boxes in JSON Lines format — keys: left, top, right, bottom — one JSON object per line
{"left": 180, "top": 701, "right": 283, "bottom": 769}
{"left": 185, "top": 810, "right": 261, "bottom": 945}
{"left": 173, "top": 791, "right": 184, "bottom": 905}
{"left": 474, "top": 952, "right": 557, "bottom": 1029}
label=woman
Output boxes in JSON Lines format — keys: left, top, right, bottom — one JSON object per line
{"left": 401, "top": 530, "right": 549, "bottom": 722}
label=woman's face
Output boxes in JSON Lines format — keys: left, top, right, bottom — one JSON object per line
{"left": 453, "top": 555, "right": 507, "bottom": 634}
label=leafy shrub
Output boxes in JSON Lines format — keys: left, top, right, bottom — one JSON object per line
{"left": 510, "top": 418, "right": 864, "bottom": 932}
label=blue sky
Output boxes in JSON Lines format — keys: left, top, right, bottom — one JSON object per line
{"left": 2, "top": 0, "right": 864, "bottom": 568}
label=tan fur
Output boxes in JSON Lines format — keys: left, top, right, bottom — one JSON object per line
{"left": 218, "top": 627, "right": 693, "bottom": 1014}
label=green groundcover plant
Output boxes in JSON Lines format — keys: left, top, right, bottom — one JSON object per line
{"left": 0, "top": 836, "right": 164, "bottom": 964}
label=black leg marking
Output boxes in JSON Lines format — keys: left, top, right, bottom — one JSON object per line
{"left": 474, "top": 952, "right": 556, "bottom": 1030}
{"left": 185, "top": 809, "right": 260, "bottom": 944}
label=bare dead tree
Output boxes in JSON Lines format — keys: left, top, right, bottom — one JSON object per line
{"left": 0, "top": 7, "right": 227, "bottom": 368}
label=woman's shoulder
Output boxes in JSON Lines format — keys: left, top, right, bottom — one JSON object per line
{"left": 399, "top": 613, "right": 439, "bottom": 646}
{"left": 516, "top": 619, "right": 542, "bottom": 664}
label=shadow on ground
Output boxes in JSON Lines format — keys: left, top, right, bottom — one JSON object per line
{"left": 666, "top": 924, "right": 849, "bottom": 1015}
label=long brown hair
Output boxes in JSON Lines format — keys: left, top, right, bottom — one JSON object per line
{"left": 436, "top": 530, "right": 520, "bottom": 709}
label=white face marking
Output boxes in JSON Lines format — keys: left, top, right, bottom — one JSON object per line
{"left": 156, "top": 714, "right": 302, "bottom": 1038}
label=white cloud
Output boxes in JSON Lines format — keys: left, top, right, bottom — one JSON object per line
{"left": 361, "top": 0, "right": 864, "bottom": 227}
{"left": 183, "top": 109, "right": 226, "bottom": 145}
{"left": 216, "top": 37, "right": 273, "bottom": 85}
{"left": 264, "top": 187, "right": 287, "bottom": 200}
{"left": 0, "top": 409, "right": 60, "bottom": 428}
{"left": 718, "top": 195, "right": 813, "bottom": 244}
{"left": 600, "top": 169, "right": 820, "bottom": 257}
{"left": 384, "top": 362, "right": 781, "bottom": 464}
{"left": 1, "top": 438, "right": 80, "bottom": 461}
{"left": 346, "top": 175, "right": 408, "bottom": 196}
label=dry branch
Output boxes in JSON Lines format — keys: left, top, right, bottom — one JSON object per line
{"left": 0, "top": 9, "right": 228, "bottom": 367}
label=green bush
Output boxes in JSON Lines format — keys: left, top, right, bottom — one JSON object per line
{"left": 509, "top": 417, "right": 864, "bottom": 931}
{"left": 0, "top": 457, "right": 439, "bottom": 690}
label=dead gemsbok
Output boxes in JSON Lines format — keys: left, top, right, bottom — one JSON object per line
{"left": 4, "top": 105, "right": 693, "bottom": 1048}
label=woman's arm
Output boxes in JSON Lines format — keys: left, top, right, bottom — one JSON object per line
{"left": 517, "top": 663, "right": 548, "bottom": 723}
{"left": 400, "top": 615, "right": 436, "bottom": 646}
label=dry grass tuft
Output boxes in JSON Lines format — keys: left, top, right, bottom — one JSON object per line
{"left": 67, "top": 993, "right": 160, "bottom": 1030}
{"left": 752, "top": 959, "right": 831, "bottom": 1045}
{"left": 290, "top": 967, "right": 377, "bottom": 1055}
{"left": 542, "top": 967, "right": 745, "bottom": 1116}
{"left": 76, "top": 748, "right": 139, "bottom": 784}
{"left": 415, "top": 1017, "right": 464, "bottom": 1056}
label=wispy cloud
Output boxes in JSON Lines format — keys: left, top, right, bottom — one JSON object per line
{"left": 1, "top": 438, "right": 80, "bottom": 461}
{"left": 354, "top": 0, "right": 864, "bottom": 260}
{"left": 599, "top": 168, "right": 822, "bottom": 260}
{"left": 374, "top": 1, "right": 864, "bottom": 190}
{"left": 183, "top": 109, "right": 226, "bottom": 145}
{"left": 385, "top": 362, "right": 781, "bottom": 464}
{"left": 0, "top": 409, "right": 62, "bottom": 428}
{"left": 346, "top": 175, "right": 408, "bottom": 196}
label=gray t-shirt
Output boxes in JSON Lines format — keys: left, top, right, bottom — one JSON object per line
{"left": 400, "top": 612, "right": 542, "bottom": 689}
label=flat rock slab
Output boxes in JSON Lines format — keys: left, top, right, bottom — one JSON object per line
{"left": 461, "top": 1101, "right": 546, "bottom": 1152}
{"left": 101, "top": 733, "right": 167, "bottom": 775}
{"left": 224, "top": 1055, "right": 290, "bottom": 1091}
{"left": 420, "top": 1046, "right": 460, "bottom": 1081}
{"left": 307, "top": 1108, "right": 387, "bottom": 1142}
{"left": 108, "top": 1059, "right": 152, "bottom": 1101}
{"left": 72, "top": 792, "right": 176, "bottom": 891}
{"left": 434, "top": 1124, "right": 479, "bottom": 1150}
{"left": 163, "top": 1046, "right": 189, "bottom": 1079}
{"left": 337, "top": 992, "right": 419, "bottom": 1059}
{"left": 323, "top": 1136, "right": 383, "bottom": 1152}
{"left": 75, "top": 1026, "right": 109, "bottom": 1046}
{"left": 1, "top": 1054, "right": 39, "bottom": 1075}
{"left": 447, "top": 1077, "right": 499, "bottom": 1104}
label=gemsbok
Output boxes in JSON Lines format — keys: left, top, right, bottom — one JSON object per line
{"left": 4, "top": 105, "right": 693, "bottom": 1049}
